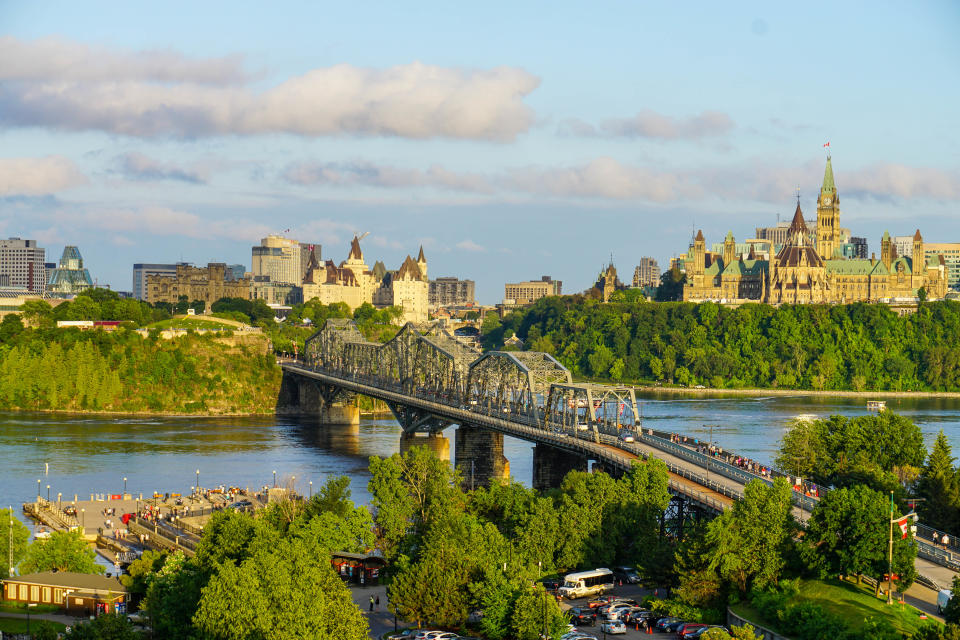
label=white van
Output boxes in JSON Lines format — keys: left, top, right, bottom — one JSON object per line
{"left": 557, "top": 568, "right": 615, "bottom": 599}
{"left": 939, "top": 589, "right": 952, "bottom": 614}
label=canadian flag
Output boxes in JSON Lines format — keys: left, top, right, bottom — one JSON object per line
{"left": 823, "top": 142, "right": 830, "bottom": 148}
{"left": 896, "top": 516, "right": 910, "bottom": 539}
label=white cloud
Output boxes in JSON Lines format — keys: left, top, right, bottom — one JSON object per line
{"left": 283, "top": 160, "right": 494, "bottom": 193}
{"left": 114, "top": 152, "right": 208, "bottom": 183}
{"left": 559, "top": 110, "right": 735, "bottom": 140}
{"left": 456, "top": 239, "right": 486, "bottom": 252}
{"left": 0, "top": 37, "right": 539, "bottom": 141}
{"left": 0, "top": 155, "right": 87, "bottom": 195}
{"left": 842, "top": 164, "right": 960, "bottom": 201}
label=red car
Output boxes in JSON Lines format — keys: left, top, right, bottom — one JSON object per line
{"left": 587, "top": 595, "right": 620, "bottom": 609}
{"left": 677, "top": 623, "right": 708, "bottom": 638}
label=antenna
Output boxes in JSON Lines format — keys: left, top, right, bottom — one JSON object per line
{"left": 796, "top": 185, "right": 801, "bottom": 205}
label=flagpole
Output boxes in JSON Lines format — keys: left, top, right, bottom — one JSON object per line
{"left": 888, "top": 490, "right": 894, "bottom": 605}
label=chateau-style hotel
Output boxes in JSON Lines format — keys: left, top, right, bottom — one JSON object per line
{"left": 681, "top": 155, "right": 949, "bottom": 305}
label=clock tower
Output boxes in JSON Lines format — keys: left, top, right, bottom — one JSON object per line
{"left": 815, "top": 154, "right": 841, "bottom": 260}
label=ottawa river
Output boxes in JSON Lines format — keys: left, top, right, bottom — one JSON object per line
{"left": 4, "top": 394, "right": 960, "bottom": 535}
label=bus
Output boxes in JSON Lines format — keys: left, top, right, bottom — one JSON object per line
{"left": 557, "top": 568, "right": 615, "bottom": 599}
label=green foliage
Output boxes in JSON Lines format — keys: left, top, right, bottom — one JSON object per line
{"left": 656, "top": 266, "right": 686, "bottom": 302}
{"left": 20, "top": 529, "right": 103, "bottom": 574}
{"left": 510, "top": 584, "right": 567, "bottom": 640}
{"left": 211, "top": 297, "right": 274, "bottom": 323}
{"left": 803, "top": 485, "right": 917, "bottom": 591}
{"left": 944, "top": 575, "right": 960, "bottom": 624}
{"left": 141, "top": 552, "right": 206, "bottom": 640}
{"left": 0, "top": 509, "right": 30, "bottom": 578}
{"left": 916, "top": 431, "right": 960, "bottom": 533}
{"left": 487, "top": 296, "right": 960, "bottom": 391}
{"left": 30, "top": 620, "right": 60, "bottom": 640}
{"left": 193, "top": 510, "right": 280, "bottom": 571}
{"left": 192, "top": 536, "right": 369, "bottom": 640}
{"left": 118, "top": 548, "right": 168, "bottom": 600}
{"left": 62, "top": 613, "right": 137, "bottom": 640}
{"left": 776, "top": 411, "right": 925, "bottom": 491}
{"left": 729, "top": 623, "right": 762, "bottom": 640}
{"left": 705, "top": 478, "right": 795, "bottom": 593}
{"left": 0, "top": 328, "right": 280, "bottom": 413}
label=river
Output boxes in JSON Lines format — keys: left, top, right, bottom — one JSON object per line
{"left": 4, "top": 393, "right": 960, "bottom": 536}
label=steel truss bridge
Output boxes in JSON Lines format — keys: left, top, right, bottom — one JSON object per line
{"left": 281, "top": 320, "right": 958, "bottom": 575}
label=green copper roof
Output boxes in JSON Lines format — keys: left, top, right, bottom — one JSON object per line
{"left": 725, "top": 230, "right": 734, "bottom": 242}
{"left": 822, "top": 156, "right": 835, "bottom": 193}
{"left": 882, "top": 230, "right": 890, "bottom": 241}
{"left": 825, "top": 259, "right": 877, "bottom": 275}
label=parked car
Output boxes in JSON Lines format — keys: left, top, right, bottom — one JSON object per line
{"left": 602, "top": 603, "right": 635, "bottom": 620}
{"left": 689, "top": 626, "right": 730, "bottom": 638}
{"left": 612, "top": 566, "right": 641, "bottom": 584}
{"left": 618, "top": 429, "right": 636, "bottom": 443}
{"left": 625, "top": 610, "right": 658, "bottom": 625}
{"left": 656, "top": 617, "right": 684, "bottom": 632}
{"left": 599, "top": 620, "right": 627, "bottom": 635}
{"left": 677, "top": 623, "right": 708, "bottom": 638}
{"left": 226, "top": 500, "right": 253, "bottom": 510}
{"left": 587, "top": 595, "right": 620, "bottom": 609}
{"left": 539, "top": 578, "right": 561, "bottom": 592}
{"left": 567, "top": 607, "right": 597, "bottom": 625}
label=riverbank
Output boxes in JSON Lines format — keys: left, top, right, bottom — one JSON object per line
{"left": 631, "top": 384, "right": 960, "bottom": 399}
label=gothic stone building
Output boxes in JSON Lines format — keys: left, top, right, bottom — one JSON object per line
{"left": 683, "top": 156, "right": 948, "bottom": 305}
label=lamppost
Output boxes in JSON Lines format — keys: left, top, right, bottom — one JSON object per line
{"left": 81, "top": 508, "right": 85, "bottom": 532}
{"left": 273, "top": 470, "right": 277, "bottom": 488}
{"left": 196, "top": 469, "right": 200, "bottom": 494}
{"left": 309, "top": 481, "right": 313, "bottom": 499}
{"left": 123, "top": 477, "right": 127, "bottom": 494}
{"left": 37, "top": 479, "right": 41, "bottom": 501}
{"left": 46, "top": 485, "right": 50, "bottom": 502}
{"left": 57, "top": 493, "right": 61, "bottom": 511}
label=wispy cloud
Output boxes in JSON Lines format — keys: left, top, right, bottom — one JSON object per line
{"left": 559, "top": 109, "right": 734, "bottom": 140}
{"left": 0, "top": 37, "right": 539, "bottom": 141}
{"left": 114, "top": 152, "right": 208, "bottom": 184}
{"left": 0, "top": 155, "right": 87, "bottom": 195}
{"left": 456, "top": 239, "right": 486, "bottom": 252}
{"left": 282, "top": 161, "right": 493, "bottom": 193}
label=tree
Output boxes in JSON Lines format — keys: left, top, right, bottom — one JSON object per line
{"left": 119, "top": 549, "right": 168, "bottom": 601}
{"left": 20, "top": 299, "right": 54, "bottom": 328}
{"left": 193, "top": 537, "right": 369, "bottom": 640}
{"left": 728, "top": 624, "right": 762, "bottom": 640}
{"left": 63, "top": 613, "right": 137, "bottom": 639}
{"left": 705, "top": 478, "right": 795, "bottom": 592}
{"left": 0, "top": 314, "right": 24, "bottom": 343}
{"left": 510, "top": 584, "right": 567, "bottom": 640}
{"left": 0, "top": 508, "right": 30, "bottom": 578}
{"left": 142, "top": 552, "right": 206, "bottom": 639}
{"left": 804, "top": 485, "right": 917, "bottom": 594}
{"left": 31, "top": 621, "right": 60, "bottom": 640}
{"left": 945, "top": 575, "right": 960, "bottom": 624}
{"left": 193, "top": 510, "right": 280, "bottom": 571}
{"left": 919, "top": 287, "right": 929, "bottom": 303}
{"left": 20, "top": 529, "right": 103, "bottom": 574}
{"left": 916, "top": 430, "right": 960, "bottom": 533}
{"left": 655, "top": 267, "right": 686, "bottom": 302}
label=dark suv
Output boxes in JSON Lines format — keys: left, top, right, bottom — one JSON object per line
{"left": 568, "top": 607, "right": 597, "bottom": 626}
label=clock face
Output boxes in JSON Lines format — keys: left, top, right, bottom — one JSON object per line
{"left": 824, "top": 196, "right": 832, "bottom": 206}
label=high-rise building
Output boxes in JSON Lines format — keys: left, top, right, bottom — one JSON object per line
{"left": 133, "top": 263, "right": 184, "bottom": 300}
{"left": 503, "top": 276, "right": 562, "bottom": 305}
{"left": 893, "top": 235, "right": 915, "bottom": 259}
{"left": 225, "top": 264, "right": 247, "bottom": 281}
{"left": 429, "top": 277, "right": 476, "bottom": 307}
{"left": 850, "top": 237, "right": 868, "bottom": 259}
{"left": 0, "top": 237, "right": 46, "bottom": 293}
{"left": 632, "top": 257, "right": 660, "bottom": 288}
{"left": 251, "top": 236, "right": 322, "bottom": 285}
{"left": 47, "top": 246, "right": 94, "bottom": 296}
{"left": 926, "top": 243, "right": 960, "bottom": 292}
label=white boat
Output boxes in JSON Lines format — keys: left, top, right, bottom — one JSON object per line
{"left": 867, "top": 400, "right": 886, "bottom": 411}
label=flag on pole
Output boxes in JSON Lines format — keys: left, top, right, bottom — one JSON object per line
{"left": 895, "top": 516, "right": 910, "bottom": 539}
{"left": 823, "top": 142, "right": 830, "bottom": 148}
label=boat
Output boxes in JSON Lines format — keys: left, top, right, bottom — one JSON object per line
{"left": 867, "top": 400, "right": 887, "bottom": 411}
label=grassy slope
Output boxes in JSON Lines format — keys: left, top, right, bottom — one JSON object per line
{"left": 0, "top": 616, "right": 67, "bottom": 633}
{"left": 730, "top": 578, "right": 932, "bottom": 636}
{"left": 147, "top": 316, "right": 238, "bottom": 330}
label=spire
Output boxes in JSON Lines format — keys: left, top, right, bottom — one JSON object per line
{"left": 882, "top": 230, "right": 890, "bottom": 241}
{"left": 822, "top": 155, "right": 836, "bottom": 193}
{"left": 789, "top": 201, "right": 807, "bottom": 234}
{"left": 914, "top": 229, "right": 923, "bottom": 241}
{"left": 725, "top": 230, "right": 734, "bottom": 242}
{"left": 695, "top": 229, "right": 704, "bottom": 242}
{"left": 348, "top": 235, "right": 363, "bottom": 261}
{"left": 417, "top": 245, "right": 425, "bottom": 262}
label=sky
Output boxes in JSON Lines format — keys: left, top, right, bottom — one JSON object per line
{"left": 1, "top": 1, "right": 959, "bottom": 303}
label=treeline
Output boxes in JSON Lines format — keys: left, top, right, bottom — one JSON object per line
{"left": 482, "top": 297, "right": 960, "bottom": 391}
{"left": 0, "top": 319, "right": 279, "bottom": 413}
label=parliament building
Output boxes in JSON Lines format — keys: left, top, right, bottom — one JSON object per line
{"left": 682, "top": 156, "right": 949, "bottom": 305}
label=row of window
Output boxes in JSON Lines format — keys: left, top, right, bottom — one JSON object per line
{"left": 5, "top": 582, "right": 65, "bottom": 604}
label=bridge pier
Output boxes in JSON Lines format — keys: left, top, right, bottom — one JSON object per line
{"left": 400, "top": 432, "right": 451, "bottom": 462}
{"left": 455, "top": 425, "right": 509, "bottom": 490}
{"left": 532, "top": 444, "right": 588, "bottom": 491}
{"left": 275, "top": 372, "right": 360, "bottom": 425}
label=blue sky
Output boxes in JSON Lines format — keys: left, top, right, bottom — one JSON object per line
{"left": 1, "top": 1, "right": 958, "bottom": 302}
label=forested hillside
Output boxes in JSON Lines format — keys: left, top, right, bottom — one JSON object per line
{"left": 482, "top": 297, "right": 960, "bottom": 392}
{"left": 0, "top": 319, "right": 280, "bottom": 414}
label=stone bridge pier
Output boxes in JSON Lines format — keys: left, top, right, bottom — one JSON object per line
{"left": 400, "top": 432, "right": 450, "bottom": 462}
{"left": 532, "top": 444, "right": 589, "bottom": 491}
{"left": 276, "top": 371, "right": 360, "bottom": 425}
{"left": 455, "top": 425, "right": 509, "bottom": 490}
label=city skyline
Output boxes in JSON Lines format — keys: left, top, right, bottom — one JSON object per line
{"left": 1, "top": 2, "right": 958, "bottom": 303}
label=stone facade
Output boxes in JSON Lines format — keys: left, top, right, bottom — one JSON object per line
{"left": 683, "top": 156, "right": 949, "bottom": 305}
{"left": 146, "top": 263, "right": 252, "bottom": 304}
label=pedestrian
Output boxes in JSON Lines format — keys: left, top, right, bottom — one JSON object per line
{"left": 934, "top": 532, "right": 940, "bottom": 546}
{"left": 369, "top": 596, "right": 374, "bottom": 612}
{"left": 944, "top": 534, "right": 951, "bottom": 550}
{"left": 376, "top": 596, "right": 380, "bottom": 609}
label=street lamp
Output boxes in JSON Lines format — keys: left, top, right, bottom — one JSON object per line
{"left": 37, "top": 479, "right": 40, "bottom": 501}
{"left": 81, "top": 508, "right": 85, "bottom": 531}
{"left": 57, "top": 493, "right": 61, "bottom": 511}
{"left": 46, "top": 485, "right": 50, "bottom": 502}
{"left": 273, "top": 470, "right": 277, "bottom": 488}
{"left": 309, "top": 481, "right": 313, "bottom": 499}
{"left": 123, "top": 477, "right": 127, "bottom": 494}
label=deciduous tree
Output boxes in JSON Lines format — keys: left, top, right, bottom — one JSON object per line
{"left": 20, "top": 529, "right": 103, "bottom": 574}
